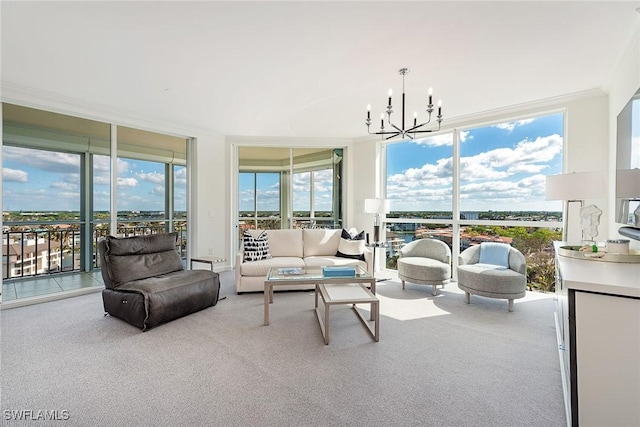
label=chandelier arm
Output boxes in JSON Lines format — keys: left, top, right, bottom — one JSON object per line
{"left": 373, "top": 129, "right": 401, "bottom": 138}
{"left": 407, "top": 119, "right": 434, "bottom": 133}
{"left": 372, "top": 129, "right": 392, "bottom": 135}
{"left": 389, "top": 123, "right": 403, "bottom": 133}
{"left": 411, "top": 124, "right": 442, "bottom": 134}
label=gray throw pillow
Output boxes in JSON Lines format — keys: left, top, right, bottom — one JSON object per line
{"left": 105, "top": 233, "right": 184, "bottom": 286}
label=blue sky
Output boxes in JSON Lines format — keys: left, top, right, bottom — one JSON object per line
{"left": 2, "top": 148, "right": 186, "bottom": 212}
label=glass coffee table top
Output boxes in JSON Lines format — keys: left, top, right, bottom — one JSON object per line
{"left": 266, "top": 265, "right": 370, "bottom": 281}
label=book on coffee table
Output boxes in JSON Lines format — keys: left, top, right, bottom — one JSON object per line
{"left": 322, "top": 266, "right": 356, "bottom": 277}
{"left": 277, "top": 267, "right": 304, "bottom": 275}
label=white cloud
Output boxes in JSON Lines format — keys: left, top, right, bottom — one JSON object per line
{"left": 508, "top": 164, "right": 548, "bottom": 174}
{"left": 150, "top": 185, "right": 164, "bottom": 196}
{"left": 388, "top": 157, "right": 453, "bottom": 190}
{"left": 413, "top": 134, "right": 453, "bottom": 147}
{"left": 3, "top": 167, "right": 28, "bottom": 182}
{"left": 117, "top": 177, "right": 138, "bottom": 187}
{"left": 493, "top": 118, "right": 535, "bottom": 132}
{"left": 459, "top": 131, "right": 471, "bottom": 143}
{"left": 50, "top": 181, "right": 79, "bottom": 192}
{"left": 461, "top": 134, "right": 562, "bottom": 182}
{"left": 174, "top": 167, "right": 187, "bottom": 186}
{"left": 138, "top": 172, "right": 165, "bottom": 184}
{"left": 94, "top": 175, "right": 111, "bottom": 185}
{"left": 3, "top": 146, "right": 79, "bottom": 173}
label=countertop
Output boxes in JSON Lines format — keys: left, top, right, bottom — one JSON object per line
{"left": 554, "top": 241, "right": 640, "bottom": 298}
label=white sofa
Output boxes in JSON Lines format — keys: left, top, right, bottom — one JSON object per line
{"left": 235, "top": 228, "right": 372, "bottom": 293}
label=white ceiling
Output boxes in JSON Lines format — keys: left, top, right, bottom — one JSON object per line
{"left": 2, "top": 1, "right": 639, "bottom": 139}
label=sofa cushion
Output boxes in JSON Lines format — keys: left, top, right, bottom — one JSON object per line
{"left": 107, "top": 232, "right": 178, "bottom": 255}
{"left": 243, "top": 230, "right": 272, "bottom": 262}
{"left": 104, "top": 233, "right": 184, "bottom": 287}
{"left": 118, "top": 269, "right": 220, "bottom": 330}
{"left": 304, "top": 256, "right": 366, "bottom": 271}
{"left": 478, "top": 242, "right": 510, "bottom": 268}
{"left": 336, "top": 229, "right": 365, "bottom": 261}
{"left": 267, "top": 229, "right": 303, "bottom": 258}
{"left": 303, "top": 229, "right": 342, "bottom": 257}
{"left": 240, "top": 257, "right": 305, "bottom": 277}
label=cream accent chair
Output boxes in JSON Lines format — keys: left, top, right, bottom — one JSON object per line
{"left": 456, "top": 243, "right": 526, "bottom": 312}
{"left": 397, "top": 239, "right": 452, "bottom": 296}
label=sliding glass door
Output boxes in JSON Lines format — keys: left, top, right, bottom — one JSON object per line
{"left": 2, "top": 103, "right": 190, "bottom": 301}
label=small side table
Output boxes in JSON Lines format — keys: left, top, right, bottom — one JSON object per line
{"left": 190, "top": 255, "right": 227, "bottom": 271}
{"left": 366, "top": 242, "right": 389, "bottom": 279}
{"left": 190, "top": 256, "right": 227, "bottom": 300}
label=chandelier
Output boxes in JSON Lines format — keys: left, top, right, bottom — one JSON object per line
{"left": 365, "top": 68, "right": 443, "bottom": 140}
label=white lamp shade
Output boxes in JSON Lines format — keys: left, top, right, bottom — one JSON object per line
{"left": 545, "top": 172, "right": 606, "bottom": 200}
{"left": 616, "top": 169, "right": 640, "bottom": 198}
{"left": 363, "top": 198, "right": 391, "bottom": 214}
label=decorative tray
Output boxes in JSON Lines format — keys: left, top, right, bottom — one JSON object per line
{"left": 558, "top": 246, "right": 640, "bottom": 263}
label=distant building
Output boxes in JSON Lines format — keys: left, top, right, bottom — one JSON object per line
{"left": 460, "top": 211, "right": 479, "bottom": 220}
{"left": 2, "top": 237, "right": 64, "bottom": 279}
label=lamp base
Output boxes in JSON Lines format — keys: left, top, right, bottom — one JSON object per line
{"left": 373, "top": 225, "right": 380, "bottom": 243}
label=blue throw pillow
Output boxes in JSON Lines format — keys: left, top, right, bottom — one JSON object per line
{"left": 478, "top": 242, "right": 510, "bottom": 268}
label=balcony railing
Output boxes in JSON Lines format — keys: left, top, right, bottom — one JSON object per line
{"left": 3, "top": 221, "right": 187, "bottom": 280}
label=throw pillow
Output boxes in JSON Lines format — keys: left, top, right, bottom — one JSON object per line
{"left": 243, "top": 230, "right": 272, "bottom": 262}
{"left": 478, "top": 242, "right": 510, "bottom": 268}
{"left": 336, "top": 229, "right": 365, "bottom": 261}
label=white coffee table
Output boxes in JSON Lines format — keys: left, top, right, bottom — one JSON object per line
{"left": 315, "top": 282, "right": 379, "bottom": 345}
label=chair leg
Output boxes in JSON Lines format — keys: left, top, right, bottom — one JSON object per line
{"left": 432, "top": 285, "right": 437, "bottom": 296}
{"left": 508, "top": 299, "right": 514, "bottom": 312}
{"left": 464, "top": 292, "right": 470, "bottom": 304}
{"left": 401, "top": 279, "right": 405, "bottom": 290}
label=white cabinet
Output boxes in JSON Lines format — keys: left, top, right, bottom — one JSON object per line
{"left": 574, "top": 291, "right": 640, "bottom": 427}
{"left": 554, "top": 243, "right": 640, "bottom": 427}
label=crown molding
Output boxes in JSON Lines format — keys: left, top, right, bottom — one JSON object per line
{"left": 226, "top": 134, "right": 352, "bottom": 147}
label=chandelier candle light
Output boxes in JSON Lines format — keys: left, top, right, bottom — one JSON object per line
{"left": 366, "top": 68, "right": 443, "bottom": 140}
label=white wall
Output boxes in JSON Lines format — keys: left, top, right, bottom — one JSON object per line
{"left": 349, "top": 138, "right": 379, "bottom": 241}
{"left": 607, "top": 17, "right": 640, "bottom": 250}
{"left": 193, "top": 133, "right": 230, "bottom": 269}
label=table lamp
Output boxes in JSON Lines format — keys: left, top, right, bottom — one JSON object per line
{"left": 363, "top": 198, "right": 390, "bottom": 243}
{"left": 545, "top": 171, "right": 606, "bottom": 242}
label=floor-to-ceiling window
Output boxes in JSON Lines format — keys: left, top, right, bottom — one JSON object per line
{"left": 2, "top": 103, "right": 189, "bottom": 301}
{"left": 385, "top": 112, "right": 564, "bottom": 291}
{"left": 115, "top": 127, "right": 187, "bottom": 256}
{"left": 239, "top": 171, "right": 282, "bottom": 232}
{"left": 237, "top": 147, "right": 343, "bottom": 239}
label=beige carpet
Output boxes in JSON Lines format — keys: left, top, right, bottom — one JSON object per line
{"left": 0, "top": 270, "right": 566, "bottom": 426}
